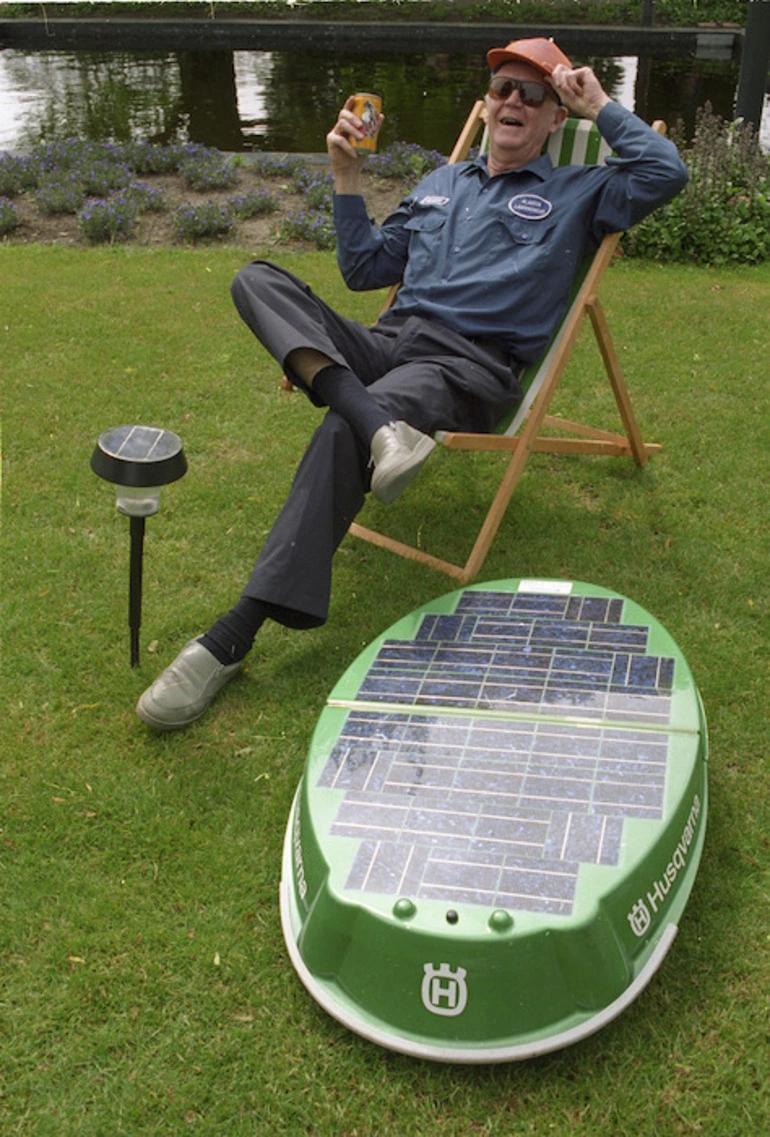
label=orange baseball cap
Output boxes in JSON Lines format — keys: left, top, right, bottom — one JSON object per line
{"left": 486, "top": 37, "right": 572, "bottom": 76}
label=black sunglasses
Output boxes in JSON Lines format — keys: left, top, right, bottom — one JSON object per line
{"left": 487, "top": 75, "right": 560, "bottom": 108}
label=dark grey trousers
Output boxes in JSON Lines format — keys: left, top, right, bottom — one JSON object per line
{"left": 230, "top": 260, "right": 522, "bottom": 627}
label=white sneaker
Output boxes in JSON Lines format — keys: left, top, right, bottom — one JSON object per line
{"left": 369, "top": 421, "right": 436, "bottom": 504}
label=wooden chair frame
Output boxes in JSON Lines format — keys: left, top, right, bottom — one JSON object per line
{"left": 348, "top": 102, "right": 664, "bottom": 583}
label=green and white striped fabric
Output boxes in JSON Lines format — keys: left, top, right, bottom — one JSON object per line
{"left": 545, "top": 116, "right": 613, "bottom": 166}
{"left": 476, "top": 114, "right": 613, "bottom": 167}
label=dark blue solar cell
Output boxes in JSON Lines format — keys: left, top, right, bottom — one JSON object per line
{"left": 540, "top": 686, "right": 602, "bottom": 710}
{"left": 580, "top": 597, "right": 607, "bottom": 622}
{"left": 626, "top": 656, "right": 661, "bottom": 688}
{"left": 585, "top": 597, "right": 617, "bottom": 623}
{"left": 413, "top": 725, "right": 472, "bottom": 750}
{"left": 415, "top": 615, "right": 450, "bottom": 641}
{"left": 658, "top": 657, "right": 675, "bottom": 690}
{"left": 421, "top": 678, "right": 481, "bottom": 698}
{"left": 593, "top": 779, "right": 663, "bottom": 809}
{"left": 494, "top": 645, "right": 549, "bottom": 666}
{"left": 324, "top": 747, "right": 379, "bottom": 789}
{"left": 340, "top": 715, "right": 403, "bottom": 741}
{"left": 466, "top": 725, "right": 534, "bottom": 751}
{"left": 457, "top": 591, "right": 512, "bottom": 613}
{"left": 413, "top": 615, "right": 435, "bottom": 641}
{"left": 426, "top": 859, "right": 500, "bottom": 894}
{"left": 598, "top": 816, "right": 623, "bottom": 863}
{"left": 553, "top": 651, "right": 612, "bottom": 678}
{"left": 344, "top": 839, "right": 383, "bottom": 889}
{"left": 565, "top": 596, "right": 585, "bottom": 621}
{"left": 431, "top": 652, "right": 492, "bottom": 678}
{"left": 420, "top": 693, "right": 476, "bottom": 709}
{"left": 476, "top": 619, "right": 532, "bottom": 642}
{"left": 534, "top": 733, "right": 600, "bottom": 760}
{"left": 384, "top": 641, "right": 436, "bottom": 660}
{"left": 532, "top": 621, "right": 590, "bottom": 647}
{"left": 406, "top": 808, "right": 477, "bottom": 838}
{"left": 607, "top": 599, "right": 624, "bottom": 623}
{"left": 601, "top": 736, "right": 667, "bottom": 762}
{"left": 498, "top": 859, "right": 578, "bottom": 905}
{"left": 559, "top": 814, "right": 609, "bottom": 862}
{"left": 514, "top": 598, "right": 568, "bottom": 617}
{"left": 360, "top": 677, "right": 422, "bottom": 699}
{"left": 551, "top": 679, "right": 608, "bottom": 698}
{"left": 591, "top": 626, "right": 648, "bottom": 652}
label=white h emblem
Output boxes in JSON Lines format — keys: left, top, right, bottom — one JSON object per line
{"left": 627, "top": 898, "right": 652, "bottom": 938}
{"left": 421, "top": 963, "right": 468, "bottom": 1017}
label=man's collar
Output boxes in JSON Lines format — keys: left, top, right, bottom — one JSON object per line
{"left": 465, "top": 151, "right": 554, "bottom": 181}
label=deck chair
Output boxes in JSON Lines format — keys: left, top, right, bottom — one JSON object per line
{"left": 345, "top": 103, "right": 666, "bottom": 583}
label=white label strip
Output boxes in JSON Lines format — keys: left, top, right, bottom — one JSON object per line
{"left": 517, "top": 579, "right": 574, "bottom": 595}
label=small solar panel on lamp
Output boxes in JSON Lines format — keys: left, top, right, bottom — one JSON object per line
{"left": 91, "top": 425, "right": 187, "bottom": 666}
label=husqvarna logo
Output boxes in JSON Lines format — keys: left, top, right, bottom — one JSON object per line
{"left": 421, "top": 963, "right": 468, "bottom": 1017}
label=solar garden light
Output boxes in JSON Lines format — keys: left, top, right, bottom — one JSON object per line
{"left": 90, "top": 425, "right": 187, "bottom": 667}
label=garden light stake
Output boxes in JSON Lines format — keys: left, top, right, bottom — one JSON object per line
{"left": 90, "top": 425, "right": 187, "bottom": 666}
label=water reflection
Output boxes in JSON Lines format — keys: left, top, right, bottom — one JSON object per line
{"left": 0, "top": 46, "right": 764, "bottom": 156}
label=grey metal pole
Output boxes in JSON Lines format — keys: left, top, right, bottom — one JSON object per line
{"left": 735, "top": 0, "right": 770, "bottom": 133}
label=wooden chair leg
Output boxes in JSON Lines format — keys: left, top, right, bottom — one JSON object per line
{"left": 587, "top": 295, "right": 651, "bottom": 466}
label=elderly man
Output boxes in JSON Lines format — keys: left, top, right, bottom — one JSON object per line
{"left": 137, "top": 37, "right": 688, "bottom": 731}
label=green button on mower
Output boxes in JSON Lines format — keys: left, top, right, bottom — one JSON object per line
{"left": 280, "top": 579, "right": 707, "bottom": 1062}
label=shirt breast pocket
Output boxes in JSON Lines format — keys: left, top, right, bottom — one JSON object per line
{"left": 404, "top": 208, "right": 448, "bottom": 235}
{"left": 502, "top": 216, "right": 557, "bottom": 248}
{"left": 499, "top": 216, "right": 560, "bottom": 280}
{"left": 403, "top": 208, "right": 449, "bottom": 276}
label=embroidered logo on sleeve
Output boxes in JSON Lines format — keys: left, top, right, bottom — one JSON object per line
{"left": 507, "top": 193, "right": 553, "bottom": 220}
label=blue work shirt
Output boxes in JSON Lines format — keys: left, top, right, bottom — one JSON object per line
{"left": 333, "top": 102, "right": 688, "bottom": 363}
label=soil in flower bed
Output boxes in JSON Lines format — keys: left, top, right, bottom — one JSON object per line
{"left": 4, "top": 163, "right": 409, "bottom": 248}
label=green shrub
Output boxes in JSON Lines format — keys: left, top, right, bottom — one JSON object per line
{"left": 368, "top": 141, "right": 446, "bottom": 186}
{"left": 119, "top": 140, "right": 188, "bottom": 174}
{"left": 623, "top": 105, "right": 770, "bottom": 266}
{"left": 172, "top": 201, "right": 234, "bottom": 241}
{"left": 76, "top": 158, "right": 132, "bottom": 197}
{"left": 0, "top": 196, "right": 19, "bottom": 235}
{"left": 277, "top": 210, "right": 336, "bottom": 250}
{"left": 125, "top": 180, "right": 166, "bottom": 213}
{"left": 34, "top": 176, "right": 86, "bottom": 214}
{"left": 226, "top": 188, "right": 281, "bottom": 219}
{"left": 303, "top": 177, "right": 335, "bottom": 212}
{"left": 77, "top": 193, "right": 139, "bottom": 243}
{"left": 0, "top": 153, "right": 33, "bottom": 197}
{"left": 249, "top": 154, "right": 308, "bottom": 179}
{"left": 179, "top": 146, "right": 240, "bottom": 191}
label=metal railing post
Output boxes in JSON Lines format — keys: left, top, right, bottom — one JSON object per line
{"left": 735, "top": 0, "right": 770, "bottom": 133}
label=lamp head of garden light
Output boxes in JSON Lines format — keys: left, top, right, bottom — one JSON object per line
{"left": 90, "top": 424, "right": 187, "bottom": 514}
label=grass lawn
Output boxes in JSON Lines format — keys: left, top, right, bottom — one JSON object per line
{"left": 2, "top": 245, "right": 768, "bottom": 1135}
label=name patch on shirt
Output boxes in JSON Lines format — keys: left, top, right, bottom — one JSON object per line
{"left": 507, "top": 193, "right": 553, "bottom": 220}
{"left": 419, "top": 195, "right": 450, "bottom": 207}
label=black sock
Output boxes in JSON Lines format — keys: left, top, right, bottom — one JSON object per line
{"left": 311, "top": 363, "right": 391, "bottom": 446}
{"left": 199, "top": 597, "right": 268, "bottom": 665}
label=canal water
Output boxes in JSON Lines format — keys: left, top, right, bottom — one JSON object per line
{"left": 1, "top": 41, "right": 767, "bottom": 156}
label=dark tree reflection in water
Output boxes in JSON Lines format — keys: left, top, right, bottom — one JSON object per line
{"left": 0, "top": 46, "right": 746, "bottom": 155}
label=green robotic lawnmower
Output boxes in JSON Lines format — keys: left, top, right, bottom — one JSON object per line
{"left": 280, "top": 579, "right": 707, "bottom": 1062}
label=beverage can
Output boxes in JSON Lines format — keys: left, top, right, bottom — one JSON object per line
{"left": 351, "top": 92, "right": 382, "bottom": 152}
